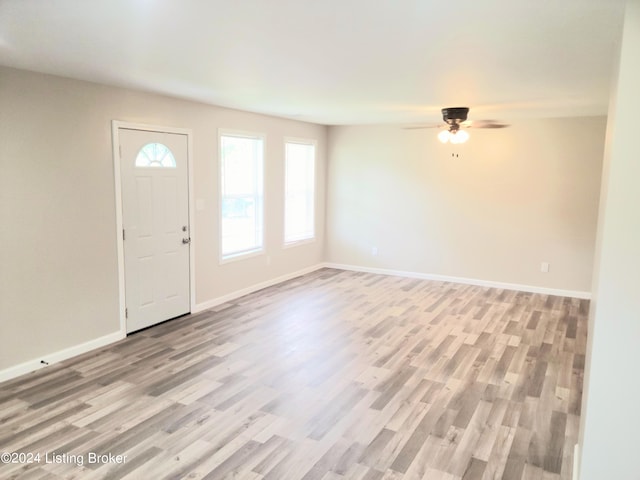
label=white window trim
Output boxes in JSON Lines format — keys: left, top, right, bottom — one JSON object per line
{"left": 283, "top": 137, "right": 317, "bottom": 248}
{"left": 218, "top": 128, "right": 266, "bottom": 263}
{"left": 283, "top": 237, "right": 316, "bottom": 249}
{"left": 135, "top": 143, "right": 177, "bottom": 168}
{"left": 219, "top": 247, "right": 264, "bottom": 265}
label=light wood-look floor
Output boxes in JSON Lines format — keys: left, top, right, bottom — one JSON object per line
{"left": 0, "top": 268, "right": 587, "bottom": 480}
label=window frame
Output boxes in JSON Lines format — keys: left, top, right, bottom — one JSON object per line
{"left": 218, "top": 129, "right": 266, "bottom": 263}
{"left": 283, "top": 137, "right": 317, "bottom": 248}
{"left": 134, "top": 142, "right": 177, "bottom": 168}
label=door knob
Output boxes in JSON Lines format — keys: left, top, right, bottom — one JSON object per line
{"left": 182, "top": 238, "right": 191, "bottom": 244}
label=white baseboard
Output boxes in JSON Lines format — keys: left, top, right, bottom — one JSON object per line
{"left": 0, "top": 262, "right": 587, "bottom": 384}
{"left": 324, "top": 263, "right": 591, "bottom": 299}
{"left": 193, "top": 263, "right": 325, "bottom": 313}
{"left": 573, "top": 443, "right": 580, "bottom": 480}
{"left": 0, "top": 330, "right": 125, "bottom": 384}
{"left": 0, "top": 265, "right": 324, "bottom": 384}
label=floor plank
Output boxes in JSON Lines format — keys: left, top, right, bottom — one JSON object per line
{"left": 0, "top": 268, "right": 586, "bottom": 479}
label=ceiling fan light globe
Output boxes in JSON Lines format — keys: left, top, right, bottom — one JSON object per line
{"left": 438, "top": 130, "right": 450, "bottom": 143}
{"left": 457, "top": 130, "right": 469, "bottom": 143}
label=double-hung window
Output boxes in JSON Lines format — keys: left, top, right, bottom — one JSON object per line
{"left": 284, "top": 139, "right": 316, "bottom": 245}
{"left": 219, "top": 131, "right": 264, "bottom": 261}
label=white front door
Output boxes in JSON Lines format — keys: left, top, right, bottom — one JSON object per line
{"left": 119, "top": 128, "right": 191, "bottom": 333}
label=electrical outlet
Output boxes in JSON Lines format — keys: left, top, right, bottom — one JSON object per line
{"left": 541, "top": 262, "right": 550, "bottom": 273}
{"left": 371, "top": 246, "right": 379, "bottom": 256}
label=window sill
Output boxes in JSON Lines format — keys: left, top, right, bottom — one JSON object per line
{"left": 283, "top": 237, "right": 316, "bottom": 249}
{"left": 219, "top": 248, "right": 264, "bottom": 265}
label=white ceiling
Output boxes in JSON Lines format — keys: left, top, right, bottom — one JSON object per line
{"left": 0, "top": 0, "right": 626, "bottom": 125}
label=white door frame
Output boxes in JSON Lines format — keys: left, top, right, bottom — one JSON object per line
{"left": 112, "top": 120, "right": 196, "bottom": 334}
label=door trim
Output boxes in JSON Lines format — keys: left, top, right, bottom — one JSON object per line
{"left": 112, "top": 121, "right": 196, "bottom": 335}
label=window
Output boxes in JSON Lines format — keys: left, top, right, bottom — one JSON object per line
{"left": 135, "top": 143, "right": 176, "bottom": 168}
{"left": 284, "top": 139, "right": 315, "bottom": 245}
{"left": 219, "top": 131, "right": 264, "bottom": 260}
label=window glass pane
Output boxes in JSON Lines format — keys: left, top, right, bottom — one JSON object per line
{"left": 220, "top": 133, "right": 264, "bottom": 258}
{"left": 285, "top": 141, "right": 315, "bottom": 244}
{"left": 135, "top": 143, "right": 176, "bottom": 168}
{"left": 221, "top": 136, "right": 258, "bottom": 194}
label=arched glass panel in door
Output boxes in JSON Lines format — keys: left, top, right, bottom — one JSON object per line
{"left": 135, "top": 143, "right": 177, "bottom": 168}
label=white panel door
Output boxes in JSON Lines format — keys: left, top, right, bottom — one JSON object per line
{"left": 119, "top": 128, "right": 190, "bottom": 333}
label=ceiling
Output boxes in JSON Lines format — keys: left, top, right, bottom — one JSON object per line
{"left": 0, "top": 0, "right": 626, "bottom": 125}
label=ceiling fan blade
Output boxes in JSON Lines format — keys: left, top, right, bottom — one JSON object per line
{"left": 467, "top": 119, "right": 510, "bottom": 129}
{"left": 402, "top": 125, "right": 442, "bottom": 130}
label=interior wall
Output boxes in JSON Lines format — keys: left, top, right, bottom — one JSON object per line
{"left": 326, "top": 118, "right": 604, "bottom": 293}
{"left": 579, "top": 1, "right": 640, "bottom": 479}
{"left": 0, "top": 66, "right": 326, "bottom": 372}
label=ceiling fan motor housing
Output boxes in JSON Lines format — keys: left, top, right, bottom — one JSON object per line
{"left": 442, "top": 107, "right": 469, "bottom": 125}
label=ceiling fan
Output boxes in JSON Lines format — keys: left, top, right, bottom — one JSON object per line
{"left": 405, "top": 107, "right": 509, "bottom": 144}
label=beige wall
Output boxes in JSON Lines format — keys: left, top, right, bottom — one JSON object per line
{"left": 579, "top": 1, "right": 640, "bottom": 478}
{"left": 326, "top": 118, "right": 604, "bottom": 293}
{"left": 0, "top": 65, "right": 606, "bottom": 379}
{"left": 0, "top": 67, "right": 326, "bottom": 371}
